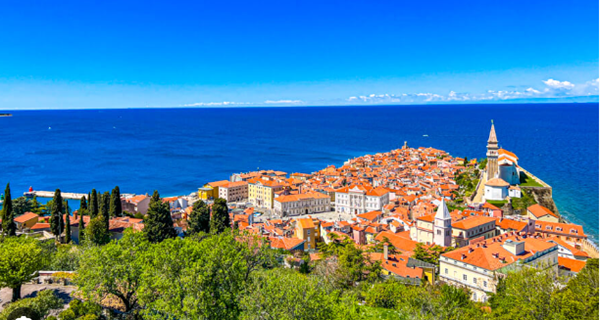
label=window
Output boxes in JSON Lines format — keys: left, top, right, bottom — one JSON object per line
{"left": 463, "top": 274, "right": 467, "bottom": 281}
{"left": 445, "top": 268, "right": 448, "bottom": 274}
{"left": 473, "top": 277, "right": 477, "bottom": 284}
{"left": 483, "top": 281, "right": 487, "bottom": 288}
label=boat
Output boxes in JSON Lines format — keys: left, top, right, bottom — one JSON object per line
{"left": 423, "top": 134, "right": 429, "bottom": 137}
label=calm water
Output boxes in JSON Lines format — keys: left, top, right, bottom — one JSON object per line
{"left": 0, "top": 103, "right": 598, "bottom": 239}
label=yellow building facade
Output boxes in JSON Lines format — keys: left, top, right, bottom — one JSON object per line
{"left": 198, "top": 180, "right": 230, "bottom": 200}
{"left": 295, "top": 218, "right": 317, "bottom": 250}
{"left": 248, "top": 179, "right": 283, "bottom": 208}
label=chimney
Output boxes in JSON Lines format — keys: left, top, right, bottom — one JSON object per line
{"left": 384, "top": 243, "right": 389, "bottom": 261}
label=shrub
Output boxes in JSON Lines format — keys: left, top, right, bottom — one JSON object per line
{"left": 58, "top": 299, "right": 103, "bottom": 320}
{"left": 0, "top": 290, "right": 63, "bottom": 320}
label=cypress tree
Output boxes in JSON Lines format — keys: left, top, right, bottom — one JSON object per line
{"left": 188, "top": 199, "right": 210, "bottom": 234}
{"left": 100, "top": 191, "right": 110, "bottom": 231}
{"left": 50, "top": 189, "right": 64, "bottom": 242}
{"left": 80, "top": 196, "right": 88, "bottom": 212}
{"left": 110, "top": 186, "right": 122, "bottom": 217}
{"left": 78, "top": 212, "right": 86, "bottom": 243}
{"left": 1, "top": 183, "right": 16, "bottom": 236}
{"left": 64, "top": 200, "right": 71, "bottom": 244}
{"left": 144, "top": 190, "right": 177, "bottom": 243}
{"left": 210, "top": 198, "right": 230, "bottom": 234}
{"left": 90, "top": 189, "right": 99, "bottom": 218}
{"left": 104, "top": 191, "right": 110, "bottom": 226}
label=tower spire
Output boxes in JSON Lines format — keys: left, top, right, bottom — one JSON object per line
{"left": 486, "top": 120, "right": 499, "bottom": 180}
{"left": 488, "top": 120, "right": 498, "bottom": 143}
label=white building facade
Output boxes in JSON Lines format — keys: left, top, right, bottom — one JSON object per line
{"left": 273, "top": 192, "right": 330, "bottom": 217}
{"left": 335, "top": 185, "right": 390, "bottom": 215}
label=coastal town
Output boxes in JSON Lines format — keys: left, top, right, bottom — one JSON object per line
{"left": 0, "top": 122, "right": 598, "bottom": 319}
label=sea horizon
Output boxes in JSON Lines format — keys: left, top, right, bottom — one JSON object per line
{"left": 1, "top": 97, "right": 599, "bottom": 111}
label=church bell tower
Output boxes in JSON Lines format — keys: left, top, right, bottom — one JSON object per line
{"left": 486, "top": 120, "right": 499, "bottom": 180}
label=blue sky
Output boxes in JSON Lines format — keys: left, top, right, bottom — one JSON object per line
{"left": 0, "top": 0, "right": 598, "bottom": 109}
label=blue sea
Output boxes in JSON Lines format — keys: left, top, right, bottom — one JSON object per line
{"left": 1, "top": 103, "right": 598, "bottom": 240}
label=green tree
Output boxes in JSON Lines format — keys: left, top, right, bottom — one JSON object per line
{"left": 80, "top": 196, "right": 88, "bottom": 212}
{"left": 0, "top": 236, "right": 44, "bottom": 301}
{"left": 100, "top": 191, "right": 110, "bottom": 231}
{"left": 30, "top": 195, "right": 42, "bottom": 214}
{"left": 318, "top": 233, "right": 355, "bottom": 257}
{"left": 335, "top": 242, "right": 381, "bottom": 288}
{"left": 77, "top": 230, "right": 148, "bottom": 315}
{"left": 555, "top": 258, "right": 599, "bottom": 319}
{"left": 64, "top": 200, "right": 71, "bottom": 244}
{"left": 240, "top": 268, "right": 363, "bottom": 320}
{"left": 1, "top": 183, "right": 16, "bottom": 236}
{"left": 90, "top": 189, "right": 99, "bottom": 218}
{"left": 143, "top": 190, "right": 176, "bottom": 243}
{"left": 11, "top": 196, "right": 31, "bottom": 217}
{"left": 49, "top": 244, "right": 81, "bottom": 271}
{"left": 489, "top": 266, "right": 564, "bottom": 319}
{"left": 139, "top": 232, "right": 265, "bottom": 320}
{"left": 78, "top": 212, "right": 86, "bottom": 243}
{"left": 188, "top": 199, "right": 210, "bottom": 234}
{"left": 50, "top": 189, "right": 64, "bottom": 242}
{"left": 85, "top": 216, "right": 111, "bottom": 246}
{"left": 110, "top": 186, "right": 122, "bottom": 217}
{"left": 412, "top": 243, "right": 453, "bottom": 266}
{"left": 210, "top": 198, "right": 230, "bottom": 234}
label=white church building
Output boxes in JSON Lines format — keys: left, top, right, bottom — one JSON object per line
{"left": 483, "top": 122, "right": 522, "bottom": 202}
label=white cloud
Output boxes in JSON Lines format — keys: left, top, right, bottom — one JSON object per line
{"left": 264, "top": 99, "right": 303, "bottom": 104}
{"left": 543, "top": 79, "right": 575, "bottom": 89}
{"left": 346, "top": 78, "right": 598, "bottom": 105}
{"left": 180, "top": 101, "right": 250, "bottom": 107}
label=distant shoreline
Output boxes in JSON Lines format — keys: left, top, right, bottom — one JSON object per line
{"left": 0, "top": 113, "right": 12, "bottom": 117}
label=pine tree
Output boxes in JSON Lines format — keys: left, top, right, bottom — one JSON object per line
{"left": 78, "top": 212, "right": 86, "bottom": 243}
{"left": 50, "top": 189, "right": 64, "bottom": 242}
{"left": 144, "top": 190, "right": 177, "bottom": 243}
{"left": 90, "top": 189, "right": 99, "bottom": 218}
{"left": 210, "top": 198, "right": 230, "bottom": 234}
{"left": 1, "top": 183, "right": 16, "bottom": 236}
{"left": 64, "top": 200, "right": 71, "bottom": 244}
{"left": 188, "top": 199, "right": 210, "bottom": 234}
{"left": 110, "top": 186, "right": 122, "bottom": 217}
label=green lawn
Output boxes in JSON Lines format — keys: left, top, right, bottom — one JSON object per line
{"left": 519, "top": 173, "right": 543, "bottom": 187}
{"left": 486, "top": 200, "right": 508, "bottom": 207}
